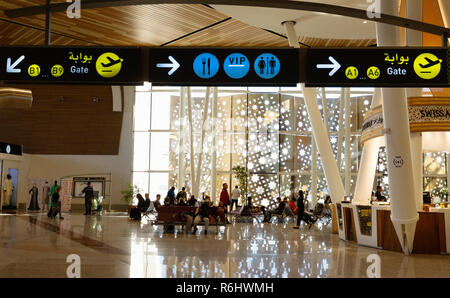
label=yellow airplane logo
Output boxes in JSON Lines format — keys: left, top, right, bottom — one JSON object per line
{"left": 413, "top": 53, "right": 442, "bottom": 80}
{"left": 96, "top": 52, "right": 123, "bottom": 78}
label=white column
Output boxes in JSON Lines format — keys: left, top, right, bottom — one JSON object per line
{"left": 311, "top": 138, "right": 318, "bottom": 207}
{"left": 195, "top": 87, "right": 211, "bottom": 198}
{"left": 211, "top": 87, "right": 218, "bottom": 202}
{"left": 302, "top": 85, "right": 345, "bottom": 203}
{"left": 406, "top": 0, "right": 423, "bottom": 212}
{"left": 336, "top": 88, "right": 345, "bottom": 170}
{"left": 187, "top": 87, "right": 197, "bottom": 195}
{"left": 178, "top": 87, "right": 186, "bottom": 189}
{"left": 321, "top": 87, "right": 329, "bottom": 134}
{"left": 284, "top": 21, "right": 345, "bottom": 203}
{"left": 353, "top": 89, "right": 383, "bottom": 204}
{"left": 344, "top": 88, "right": 351, "bottom": 194}
{"left": 376, "top": 0, "right": 418, "bottom": 255}
{"left": 438, "top": 0, "right": 450, "bottom": 35}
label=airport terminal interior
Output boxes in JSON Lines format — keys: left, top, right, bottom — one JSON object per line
{"left": 1, "top": 0, "right": 450, "bottom": 278}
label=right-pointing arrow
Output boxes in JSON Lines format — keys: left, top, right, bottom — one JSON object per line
{"left": 156, "top": 56, "right": 180, "bottom": 76}
{"left": 316, "top": 56, "right": 341, "bottom": 77}
{"left": 6, "top": 55, "right": 25, "bottom": 73}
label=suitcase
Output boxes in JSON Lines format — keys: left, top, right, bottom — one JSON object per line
{"left": 47, "top": 206, "right": 58, "bottom": 218}
{"left": 129, "top": 207, "right": 141, "bottom": 220}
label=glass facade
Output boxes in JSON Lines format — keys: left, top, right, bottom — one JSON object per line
{"left": 133, "top": 85, "right": 449, "bottom": 206}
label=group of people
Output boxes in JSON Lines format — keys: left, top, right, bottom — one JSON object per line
{"left": 263, "top": 190, "right": 333, "bottom": 229}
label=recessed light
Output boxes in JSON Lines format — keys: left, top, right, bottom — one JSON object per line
{"left": 363, "top": 21, "right": 368, "bottom": 24}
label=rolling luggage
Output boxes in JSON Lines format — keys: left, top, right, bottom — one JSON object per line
{"left": 129, "top": 207, "right": 141, "bottom": 220}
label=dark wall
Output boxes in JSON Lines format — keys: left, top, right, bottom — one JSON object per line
{"left": 0, "top": 84, "right": 123, "bottom": 155}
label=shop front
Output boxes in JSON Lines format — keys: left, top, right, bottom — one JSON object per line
{"left": 333, "top": 97, "right": 450, "bottom": 254}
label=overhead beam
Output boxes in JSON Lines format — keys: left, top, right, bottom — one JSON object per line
{"left": 4, "top": 0, "right": 450, "bottom": 37}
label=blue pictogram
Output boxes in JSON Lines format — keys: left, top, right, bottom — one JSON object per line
{"left": 193, "top": 53, "right": 219, "bottom": 79}
{"left": 254, "top": 53, "right": 280, "bottom": 79}
{"left": 223, "top": 53, "right": 250, "bottom": 79}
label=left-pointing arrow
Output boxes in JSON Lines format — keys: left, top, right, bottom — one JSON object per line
{"left": 6, "top": 55, "right": 25, "bottom": 73}
{"left": 156, "top": 56, "right": 180, "bottom": 76}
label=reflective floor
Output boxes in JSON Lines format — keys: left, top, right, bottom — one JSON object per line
{"left": 0, "top": 212, "right": 449, "bottom": 278}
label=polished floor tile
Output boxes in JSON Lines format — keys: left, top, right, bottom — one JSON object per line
{"left": 0, "top": 212, "right": 449, "bottom": 278}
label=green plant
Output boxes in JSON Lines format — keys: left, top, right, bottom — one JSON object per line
{"left": 232, "top": 165, "right": 248, "bottom": 201}
{"left": 121, "top": 183, "right": 141, "bottom": 205}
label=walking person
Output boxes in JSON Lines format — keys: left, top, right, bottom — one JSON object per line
{"left": 82, "top": 182, "right": 94, "bottom": 215}
{"left": 50, "top": 181, "right": 58, "bottom": 198}
{"left": 293, "top": 190, "right": 313, "bottom": 229}
{"left": 42, "top": 181, "right": 51, "bottom": 212}
{"left": 48, "top": 186, "right": 63, "bottom": 220}
{"left": 167, "top": 186, "right": 176, "bottom": 205}
{"left": 220, "top": 183, "right": 231, "bottom": 224}
{"left": 230, "top": 185, "right": 240, "bottom": 211}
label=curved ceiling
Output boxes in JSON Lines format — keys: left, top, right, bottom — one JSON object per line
{"left": 212, "top": 0, "right": 378, "bottom": 40}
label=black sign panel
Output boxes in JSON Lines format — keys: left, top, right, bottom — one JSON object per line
{"left": 148, "top": 48, "right": 300, "bottom": 86}
{"left": 0, "top": 46, "right": 144, "bottom": 85}
{"left": 306, "top": 47, "right": 449, "bottom": 87}
{"left": 0, "top": 142, "right": 22, "bottom": 156}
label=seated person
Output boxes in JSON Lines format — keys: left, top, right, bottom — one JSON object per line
{"left": 153, "top": 194, "right": 162, "bottom": 210}
{"left": 187, "top": 195, "right": 197, "bottom": 206}
{"left": 178, "top": 196, "right": 187, "bottom": 206}
{"left": 283, "top": 197, "right": 294, "bottom": 217}
{"left": 263, "top": 197, "right": 285, "bottom": 222}
{"left": 163, "top": 196, "right": 170, "bottom": 206}
{"left": 375, "top": 185, "right": 387, "bottom": 202}
{"left": 185, "top": 196, "right": 213, "bottom": 234}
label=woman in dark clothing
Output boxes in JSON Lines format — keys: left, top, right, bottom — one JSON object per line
{"left": 28, "top": 184, "right": 40, "bottom": 211}
{"left": 293, "top": 190, "right": 312, "bottom": 229}
{"left": 48, "top": 186, "right": 63, "bottom": 220}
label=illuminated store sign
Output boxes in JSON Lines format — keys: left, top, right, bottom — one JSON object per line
{"left": 0, "top": 46, "right": 143, "bottom": 85}
{"left": 306, "top": 47, "right": 449, "bottom": 87}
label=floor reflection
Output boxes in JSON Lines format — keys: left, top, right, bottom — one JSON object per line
{"left": 0, "top": 213, "right": 449, "bottom": 277}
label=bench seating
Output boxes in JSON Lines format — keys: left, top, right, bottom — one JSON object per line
{"left": 153, "top": 206, "right": 226, "bottom": 229}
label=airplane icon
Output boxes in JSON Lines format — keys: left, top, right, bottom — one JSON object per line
{"left": 101, "top": 56, "right": 123, "bottom": 68}
{"left": 419, "top": 57, "right": 442, "bottom": 69}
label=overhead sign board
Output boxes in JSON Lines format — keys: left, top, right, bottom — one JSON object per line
{"left": 306, "top": 47, "right": 449, "bottom": 87}
{"left": 0, "top": 46, "right": 449, "bottom": 87}
{"left": 0, "top": 46, "right": 144, "bottom": 85}
{"left": 148, "top": 48, "right": 300, "bottom": 86}
{"left": 0, "top": 142, "right": 22, "bottom": 156}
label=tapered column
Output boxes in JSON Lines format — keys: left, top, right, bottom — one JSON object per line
{"left": 406, "top": 0, "right": 424, "bottom": 212}
{"left": 311, "top": 139, "right": 318, "bottom": 207}
{"left": 211, "top": 87, "right": 218, "bottom": 202}
{"left": 195, "top": 87, "right": 211, "bottom": 199}
{"left": 376, "top": 0, "right": 418, "bottom": 255}
{"left": 344, "top": 88, "right": 351, "bottom": 194}
{"left": 187, "top": 87, "right": 197, "bottom": 195}
{"left": 178, "top": 87, "right": 186, "bottom": 189}
{"left": 302, "top": 85, "right": 345, "bottom": 203}
{"left": 336, "top": 88, "right": 345, "bottom": 170}
{"left": 353, "top": 89, "right": 382, "bottom": 204}
{"left": 283, "top": 20, "right": 345, "bottom": 203}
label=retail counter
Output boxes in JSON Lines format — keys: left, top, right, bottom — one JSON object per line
{"left": 334, "top": 202, "right": 449, "bottom": 254}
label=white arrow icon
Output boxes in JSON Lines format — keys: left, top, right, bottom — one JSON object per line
{"left": 156, "top": 56, "right": 180, "bottom": 76}
{"left": 6, "top": 55, "right": 25, "bottom": 73}
{"left": 316, "top": 56, "right": 341, "bottom": 76}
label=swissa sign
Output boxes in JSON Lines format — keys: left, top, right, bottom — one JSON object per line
{"left": 0, "top": 46, "right": 143, "bottom": 84}
{"left": 149, "top": 48, "right": 300, "bottom": 86}
{"left": 306, "top": 47, "right": 449, "bottom": 87}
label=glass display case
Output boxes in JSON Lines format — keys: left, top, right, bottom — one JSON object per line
{"left": 357, "top": 206, "right": 372, "bottom": 236}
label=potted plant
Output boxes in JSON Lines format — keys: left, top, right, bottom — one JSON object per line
{"left": 232, "top": 165, "right": 248, "bottom": 206}
{"left": 121, "top": 183, "right": 141, "bottom": 214}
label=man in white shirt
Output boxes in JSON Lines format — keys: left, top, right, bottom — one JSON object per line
{"left": 230, "top": 185, "right": 241, "bottom": 211}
